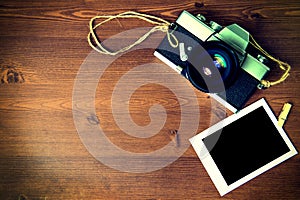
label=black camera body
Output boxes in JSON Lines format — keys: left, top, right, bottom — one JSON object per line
{"left": 154, "top": 11, "right": 270, "bottom": 112}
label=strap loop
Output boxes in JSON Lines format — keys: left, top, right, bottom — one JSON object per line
{"left": 250, "top": 35, "right": 291, "bottom": 89}
{"left": 88, "top": 11, "right": 178, "bottom": 55}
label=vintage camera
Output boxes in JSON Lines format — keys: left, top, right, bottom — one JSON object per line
{"left": 154, "top": 11, "right": 270, "bottom": 112}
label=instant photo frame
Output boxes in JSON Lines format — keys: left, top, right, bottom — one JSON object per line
{"left": 189, "top": 98, "right": 297, "bottom": 196}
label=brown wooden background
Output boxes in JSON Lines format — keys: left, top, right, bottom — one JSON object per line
{"left": 0, "top": 0, "right": 299, "bottom": 199}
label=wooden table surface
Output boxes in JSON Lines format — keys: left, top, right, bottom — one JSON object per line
{"left": 0, "top": 0, "right": 299, "bottom": 199}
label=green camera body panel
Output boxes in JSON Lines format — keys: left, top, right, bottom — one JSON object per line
{"left": 177, "top": 11, "right": 269, "bottom": 81}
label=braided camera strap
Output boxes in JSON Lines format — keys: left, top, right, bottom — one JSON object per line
{"left": 87, "top": 11, "right": 178, "bottom": 56}
{"left": 250, "top": 35, "right": 291, "bottom": 89}
{"left": 88, "top": 11, "right": 290, "bottom": 89}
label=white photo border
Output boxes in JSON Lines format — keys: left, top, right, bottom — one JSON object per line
{"left": 189, "top": 98, "right": 298, "bottom": 196}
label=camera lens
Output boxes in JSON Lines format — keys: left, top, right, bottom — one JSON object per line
{"left": 213, "top": 54, "right": 227, "bottom": 71}
{"left": 202, "top": 53, "right": 227, "bottom": 76}
{"left": 187, "top": 41, "right": 239, "bottom": 93}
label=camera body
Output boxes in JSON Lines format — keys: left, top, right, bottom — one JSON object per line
{"left": 154, "top": 11, "right": 270, "bottom": 112}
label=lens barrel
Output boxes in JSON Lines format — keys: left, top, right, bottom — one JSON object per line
{"left": 187, "top": 41, "right": 239, "bottom": 93}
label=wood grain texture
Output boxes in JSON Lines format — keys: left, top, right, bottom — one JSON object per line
{"left": 0, "top": 0, "right": 299, "bottom": 199}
